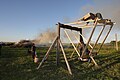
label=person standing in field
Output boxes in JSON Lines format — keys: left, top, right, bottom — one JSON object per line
{"left": 0, "top": 44, "right": 2, "bottom": 56}
{"left": 31, "top": 43, "right": 39, "bottom": 63}
{"left": 31, "top": 43, "right": 36, "bottom": 60}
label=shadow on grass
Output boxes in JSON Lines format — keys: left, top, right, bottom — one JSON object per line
{"left": 70, "top": 51, "right": 120, "bottom": 80}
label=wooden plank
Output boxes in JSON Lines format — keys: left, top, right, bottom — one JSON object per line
{"left": 115, "top": 34, "right": 118, "bottom": 51}
{"left": 59, "top": 39, "right": 72, "bottom": 75}
{"left": 37, "top": 36, "right": 58, "bottom": 69}
{"left": 78, "top": 32, "right": 93, "bottom": 49}
{"left": 97, "top": 19, "right": 114, "bottom": 25}
{"left": 64, "top": 29, "right": 80, "bottom": 57}
{"left": 97, "top": 24, "right": 113, "bottom": 53}
{"left": 79, "top": 28, "right": 84, "bottom": 43}
{"left": 89, "top": 56, "right": 98, "bottom": 67}
{"left": 81, "top": 18, "right": 98, "bottom": 58}
{"left": 70, "top": 31, "right": 81, "bottom": 58}
{"left": 70, "top": 43, "right": 79, "bottom": 58}
{"left": 72, "top": 31, "right": 82, "bottom": 45}
{"left": 90, "top": 23, "right": 106, "bottom": 55}
{"left": 58, "top": 22, "right": 81, "bottom": 31}
{"left": 56, "top": 23, "right": 60, "bottom": 65}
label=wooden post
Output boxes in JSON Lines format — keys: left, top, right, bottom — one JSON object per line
{"left": 70, "top": 43, "right": 79, "bottom": 58}
{"left": 56, "top": 23, "right": 60, "bottom": 66}
{"left": 90, "top": 23, "right": 106, "bottom": 54}
{"left": 115, "top": 33, "right": 118, "bottom": 51}
{"left": 78, "top": 32, "right": 93, "bottom": 49}
{"left": 72, "top": 31, "right": 82, "bottom": 46}
{"left": 97, "top": 24, "right": 113, "bottom": 53}
{"left": 81, "top": 18, "right": 98, "bottom": 58}
{"left": 70, "top": 32, "right": 82, "bottom": 58}
{"left": 37, "top": 36, "right": 58, "bottom": 69}
{"left": 64, "top": 29, "right": 80, "bottom": 57}
{"left": 80, "top": 28, "right": 84, "bottom": 43}
{"left": 59, "top": 39, "right": 72, "bottom": 75}
{"left": 89, "top": 56, "right": 98, "bottom": 67}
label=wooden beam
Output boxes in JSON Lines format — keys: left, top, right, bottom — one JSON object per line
{"left": 37, "top": 36, "right": 58, "bottom": 69}
{"left": 64, "top": 29, "right": 80, "bottom": 57}
{"left": 59, "top": 39, "right": 72, "bottom": 75}
{"left": 56, "top": 23, "right": 60, "bottom": 65}
{"left": 78, "top": 32, "right": 93, "bottom": 49}
{"left": 69, "top": 31, "right": 82, "bottom": 58}
{"left": 97, "top": 24, "right": 113, "bottom": 53}
{"left": 115, "top": 34, "right": 118, "bottom": 51}
{"left": 81, "top": 18, "right": 98, "bottom": 58}
{"left": 97, "top": 19, "right": 114, "bottom": 25}
{"left": 90, "top": 23, "right": 106, "bottom": 54}
{"left": 80, "top": 28, "right": 84, "bottom": 43}
{"left": 58, "top": 22, "right": 81, "bottom": 31}
{"left": 71, "top": 32, "right": 81, "bottom": 45}
{"left": 70, "top": 43, "right": 79, "bottom": 58}
{"left": 89, "top": 56, "right": 98, "bottom": 67}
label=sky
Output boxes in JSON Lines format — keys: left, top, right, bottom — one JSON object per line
{"left": 0, "top": 0, "right": 120, "bottom": 42}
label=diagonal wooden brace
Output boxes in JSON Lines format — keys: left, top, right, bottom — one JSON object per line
{"left": 37, "top": 36, "right": 58, "bottom": 69}
{"left": 59, "top": 39, "right": 72, "bottom": 75}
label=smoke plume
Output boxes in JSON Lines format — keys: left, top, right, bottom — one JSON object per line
{"left": 35, "top": 27, "right": 57, "bottom": 44}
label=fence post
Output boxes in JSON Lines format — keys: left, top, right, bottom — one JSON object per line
{"left": 115, "top": 33, "right": 118, "bottom": 51}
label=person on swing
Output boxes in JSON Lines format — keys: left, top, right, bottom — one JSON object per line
{"left": 79, "top": 43, "right": 91, "bottom": 62}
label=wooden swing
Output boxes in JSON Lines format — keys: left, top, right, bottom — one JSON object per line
{"left": 36, "top": 13, "right": 115, "bottom": 75}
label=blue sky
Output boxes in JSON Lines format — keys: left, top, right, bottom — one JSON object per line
{"left": 0, "top": 0, "right": 120, "bottom": 42}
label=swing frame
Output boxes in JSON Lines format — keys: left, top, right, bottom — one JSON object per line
{"left": 37, "top": 14, "right": 114, "bottom": 75}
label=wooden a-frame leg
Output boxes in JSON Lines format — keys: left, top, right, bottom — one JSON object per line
{"left": 81, "top": 18, "right": 98, "bottom": 58}
{"left": 89, "top": 23, "right": 106, "bottom": 58}
{"left": 89, "top": 56, "right": 98, "bottom": 67}
{"left": 37, "top": 36, "right": 58, "bottom": 69}
{"left": 64, "top": 29, "right": 80, "bottom": 57}
{"left": 97, "top": 24, "right": 113, "bottom": 53}
{"left": 59, "top": 39, "right": 72, "bottom": 75}
{"left": 70, "top": 43, "right": 79, "bottom": 58}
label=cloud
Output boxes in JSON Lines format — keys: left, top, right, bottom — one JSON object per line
{"left": 80, "top": 0, "right": 120, "bottom": 42}
{"left": 81, "top": 0, "right": 120, "bottom": 31}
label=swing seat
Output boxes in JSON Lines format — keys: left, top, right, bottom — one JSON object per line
{"left": 78, "top": 53, "right": 89, "bottom": 62}
{"left": 78, "top": 57, "right": 91, "bottom": 62}
{"left": 78, "top": 52, "right": 97, "bottom": 62}
{"left": 79, "top": 57, "right": 88, "bottom": 61}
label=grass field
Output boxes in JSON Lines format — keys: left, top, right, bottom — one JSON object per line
{"left": 0, "top": 45, "right": 120, "bottom": 80}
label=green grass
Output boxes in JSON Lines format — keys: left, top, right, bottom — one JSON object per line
{"left": 0, "top": 46, "right": 120, "bottom": 80}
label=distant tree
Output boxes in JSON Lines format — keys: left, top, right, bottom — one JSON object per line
{"left": 110, "top": 41, "right": 116, "bottom": 44}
